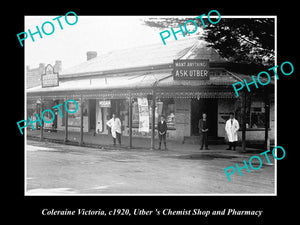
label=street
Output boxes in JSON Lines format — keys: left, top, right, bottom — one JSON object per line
{"left": 26, "top": 139, "right": 275, "bottom": 195}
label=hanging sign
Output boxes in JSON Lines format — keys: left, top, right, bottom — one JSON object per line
{"left": 173, "top": 59, "right": 209, "bottom": 80}
{"left": 99, "top": 100, "right": 111, "bottom": 107}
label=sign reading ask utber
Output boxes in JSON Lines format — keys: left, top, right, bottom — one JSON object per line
{"left": 173, "top": 59, "right": 209, "bottom": 80}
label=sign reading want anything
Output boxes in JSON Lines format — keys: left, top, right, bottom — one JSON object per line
{"left": 173, "top": 59, "right": 209, "bottom": 80}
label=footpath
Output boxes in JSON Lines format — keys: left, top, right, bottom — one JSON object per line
{"left": 27, "top": 129, "right": 264, "bottom": 156}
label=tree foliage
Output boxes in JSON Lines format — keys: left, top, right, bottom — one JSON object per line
{"left": 143, "top": 17, "right": 275, "bottom": 66}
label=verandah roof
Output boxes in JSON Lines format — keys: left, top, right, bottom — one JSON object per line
{"left": 27, "top": 69, "right": 240, "bottom": 99}
{"left": 26, "top": 37, "right": 273, "bottom": 100}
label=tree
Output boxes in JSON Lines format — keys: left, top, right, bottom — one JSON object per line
{"left": 143, "top": 17, "right": 275, "bottom": 66}
{"left": 143, "top": 17, "right": 275, "bottom": 152}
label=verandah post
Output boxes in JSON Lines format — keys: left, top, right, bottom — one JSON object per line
{"left": 264, "top": 88, "right": 270, "bottom": 150}
{"left": 241, "top": 90, "right": 247, "bottom": 152}
{"left": 150, "top": 90, "right": 156, "bottom": 150}
{"left": 129, "top": 92, "right": 133, "bottom": 148}
{"left": 64, "top": 96, "right": 68, "bottom": 143}
{"left": 79, "top": 95, "right": 84, "bottom": 146}
{"left": 40, "top": 97, "right": 44, "bottom": 141}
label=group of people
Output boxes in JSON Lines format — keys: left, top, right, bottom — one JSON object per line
{"left": 198, "top": 112, "right": 239, "bottom": 151}
{"left": 106, "top": 112, "right": 240, "bottom": 151}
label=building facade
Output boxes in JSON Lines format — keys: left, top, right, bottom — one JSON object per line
{"left": 26, "top": 38, "right": 275, "bottom": 148}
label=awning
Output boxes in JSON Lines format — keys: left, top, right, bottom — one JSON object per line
{"left": 27, "top": 69, "right": 240, "bottom": 100}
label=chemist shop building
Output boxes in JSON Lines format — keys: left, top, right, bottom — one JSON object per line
{"left": 26, "top": 38, "right": 275, "bottom": 148}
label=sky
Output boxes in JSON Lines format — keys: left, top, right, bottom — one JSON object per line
{"left": 24, "top": 16, "right": 173, "bottom": 71}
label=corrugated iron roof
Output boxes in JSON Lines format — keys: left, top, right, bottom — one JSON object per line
{"left": 28, "top": 37, "right": 275, "bottom": 96}
{"left": 27, "top": 69, "right": 239, "bottom": 95}
{"left": 61, "top": 37, "right": 226, "bottom": 76}
{"left": 27, "top": 71, "right": 168, "bottom": 94}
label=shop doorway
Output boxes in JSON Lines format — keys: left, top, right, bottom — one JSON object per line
{"left": 190, "top": 98, "right": 218, "bottom": 137}
{"left": 88, "top": 99, "right": 96, "bottom": 131}
{"left": 111, "top": 99, "right": 121, "bottom": 117}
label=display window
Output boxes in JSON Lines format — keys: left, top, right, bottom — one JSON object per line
{"left": 132, "top": 98, "right": 176, "bottom": 130}
{"left": 235, "top": 98, "right": 266, "bottom": 129}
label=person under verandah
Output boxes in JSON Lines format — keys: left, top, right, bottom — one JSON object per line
{"left": 225, "top": 112, "right": 240, "bottom": 151}
{"left": 157, "top": 115, "right": 168, "bottom": 150}
{"left": 106, "top": 113, "right": 122, "bottom": 146}
{"left": 198, "top": 113, "right": 209, "bottom": 150}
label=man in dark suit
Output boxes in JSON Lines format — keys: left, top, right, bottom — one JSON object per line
{"left": 198, "top": 113, "right": 209, "bottom": 150}
{"left": 157, "top": 115, "right": 168, "bottom": 150}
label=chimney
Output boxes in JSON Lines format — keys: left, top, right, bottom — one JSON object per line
{"left": 86, "top": 51, "right": 97, "bottom": 61}
{"left": 38, "top": 63, "right": 45, "bottom": 74}
{"left": 54, "top": 60, "right": 62, "bottom": 73}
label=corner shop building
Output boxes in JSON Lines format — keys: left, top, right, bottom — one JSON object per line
{"left": 26, "top": 38, "right": 274, "bottom": 148}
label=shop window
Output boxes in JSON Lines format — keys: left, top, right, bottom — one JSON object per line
{"left": 68, "top": 101, "right": 81, "bottom": 127}
{"left": 66, "top": 100, "right": 88, "bottom": 127}
{"left": 42, "top": 110, "right": 54, "bottom": 128}
{"left": 235, "top": 99, "right": 266, "bottom": 129}
{"left": 159, "top": 98, "right": 175, "bottom": 129}
{"left": 131, "top": 98, "right": 176, "bottom": 130}
{"left": 119, "top": 100, "right": 129, "bottom": 130}
{"left": 132, "top": 101, "right": 139, "bottom": 128}
{"left": 83, "top": 106, "right": 88, "bottom": 116}
{"left": 249, "top": 103, "right": 265, "bottom": 128}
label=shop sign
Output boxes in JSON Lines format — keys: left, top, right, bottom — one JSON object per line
{"left": 41, "top": 64, "right": 59, "bottom": 88}
{"left": 99, "top": 100, "right": 111, "bottom": 107}
{"left": 173, "top": 59, "right": 209, "bottom": 80}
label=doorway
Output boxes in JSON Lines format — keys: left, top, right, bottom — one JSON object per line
{"left": 88, "top": 99, "right": 96, "bottom": 131}
{"left": 190, "top": 98, "right": 218, "bottom": 137}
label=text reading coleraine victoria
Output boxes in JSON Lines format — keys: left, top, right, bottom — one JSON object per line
{"left": 42, "top": 208, "right": 106, "bottom": 216}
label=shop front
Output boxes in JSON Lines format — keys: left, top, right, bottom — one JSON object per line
{"left": 26, "top": 39, "right": 274, "bottom": 149}
{"left": 26, "top": 67, "right": 238, "bottom": 145}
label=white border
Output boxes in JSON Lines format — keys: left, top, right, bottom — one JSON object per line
{"left": 24, "top": 15, "right": 277, "bottom": 196}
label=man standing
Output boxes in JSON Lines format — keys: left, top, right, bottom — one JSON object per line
{"left": 106, "top": 113, "right": 122, "bottom": 146}
{"left": 198, "top": 113, "right": 209, "bottom": 150}
{"left": 225, "top": 112, "right": 240, "bottom": 151}
{"left": 157, "top": 115, "right": 168, "bottom": 150}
